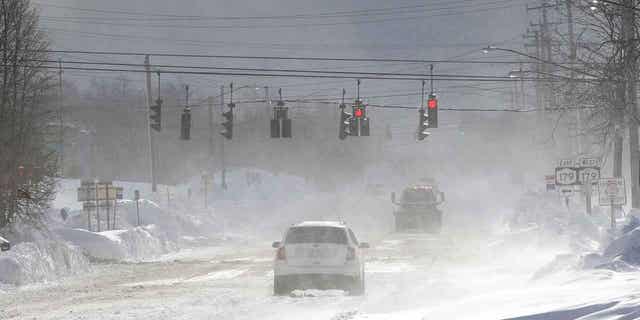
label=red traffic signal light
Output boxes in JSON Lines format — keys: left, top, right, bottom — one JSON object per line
{"left": 428, "top": 97, "right": 438, "bottom": 109}
{"left": 354, "top": 108, "right": 364, "bottom": 118}
{"left": 427, "top": 94, "right": 438, "bottom": 128}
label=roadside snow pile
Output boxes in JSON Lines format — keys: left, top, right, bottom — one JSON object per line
{"left": 55, "top": 226, "right": 171, "bottom": 261}
{"left": 0, "top": 222, "right": 89, "bottom": 286}
{"left": 586, "top": 227, "right": 640, "bottom": 272}
{"left": 63, "top": 198, "right": 215, "bottom": 248}
{"left": 538, "top": 210, "right": 640, "bottom": 273}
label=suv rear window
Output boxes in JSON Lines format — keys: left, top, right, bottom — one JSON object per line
{"left": 285, "top": 227, "right": 348, "bottom": 244}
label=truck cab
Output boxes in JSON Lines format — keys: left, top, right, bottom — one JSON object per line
{"left": 391, "top": 185, "right": 445, "bottom": 233}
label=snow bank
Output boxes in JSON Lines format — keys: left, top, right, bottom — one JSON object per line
{"left": 0, "top": 222, "right": 90, "bottom": 286}
{"left": 55, "top": 228, "right": 127, "bottom": 260}
{"left": 55, "top": 226, "right": 170, "bottom": 261}
{"left": 540, "top": 211, "right": 640, "bottom": 273}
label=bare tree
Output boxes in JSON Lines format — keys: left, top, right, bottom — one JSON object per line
{"left": 0, "top": 0, "right": 56, "bottom": 229}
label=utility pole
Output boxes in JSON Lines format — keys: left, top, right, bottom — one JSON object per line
{"left": 208, "top": 96, "right": 214, "bottom": 171}
{"left": 105, "top": 184, "right": 110, "bottom": 230}
{"left": 623, "top": 0, "right": 639, "bottom": 208}
{"left": 566, "top": 0, "right": 581, "bottom": 155}
{"left": 220, "top": 85, "right": 227, "bottom": 190}
{"left": 519, "top": 62, "right": 525, "bottom": 108}
{"left": 524, "top": 28, "right": 543, "bottom": 124}
{"left": 58, "top": 59, "right": 64, "bottom": 177}
{"left": 203, "top": 174, "right": 208, "bottom": 208}
{"left": 144, "top": 55, "right": 158, "bottom": 192}
{"left": 166, "top": 185, "right": 171, "bottom": 209}
{"left": 528, "top": 1, "right": 558, "bottom": 111}
{"left": 95, "top": 182, "right": 100, "bottom": 232}
{"left": 566, "top": 0, "right": 590, "bottom": 214}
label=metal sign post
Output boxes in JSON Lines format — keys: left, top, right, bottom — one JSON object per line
{"left": 95, "top": 182, "right": 100, "bottom": 232}
{"left": 598, "top": 177, "right": 626, "bottom": 231}
{"left": 134, "top": 190, "right": 141, "bottom": 227}
{"left": 611, "top": 199, "right": 615, "bottom": 230}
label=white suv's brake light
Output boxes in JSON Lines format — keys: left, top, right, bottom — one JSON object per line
{"left": 276, "top": 247, "right": 286, "bottom": 260}
{"left": 346, "top": 247, "right": 356, "bottom": 261}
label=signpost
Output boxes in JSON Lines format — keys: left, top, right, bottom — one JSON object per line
{"left": 553, "top": 157, "right": 601, "bottom": 214}
{"left": 598, "top": 177, "right": 626, "bottom": 230}
{"left": 77, "top": 181, "right": 124, "bottom": 231}
{"left": 134, "top": 190, "right": 141, "bottom": 227}
{"left": 545, "top": 175, "right": 556, "bottom": 191}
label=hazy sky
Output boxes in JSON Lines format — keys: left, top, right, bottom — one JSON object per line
{"left": 36, "top": 0, "right": 531, "bottom": 108}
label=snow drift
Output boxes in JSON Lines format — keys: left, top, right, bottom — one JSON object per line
{"left": 55, "top": 226, "right": 170, "bottom": 261}
{"left": 0, "top": 222, "right": 89, "bottom": 286}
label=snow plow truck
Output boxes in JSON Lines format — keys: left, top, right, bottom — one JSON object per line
{"left": 391, "top": 185, "right": 445, "bottom": 233}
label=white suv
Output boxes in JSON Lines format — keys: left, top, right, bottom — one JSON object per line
{"left": 272, "top": 221, "right": 369, "bottom": 295}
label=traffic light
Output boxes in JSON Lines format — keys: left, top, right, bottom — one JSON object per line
{"left": 180, "top": 107, "right": 191, "bottom": 140}
{"left": 150, "top": 99, "right": 162, "bottom": 132}
{"left": 354, "top": 107, "right": 364, "bottom": 118}
{"left": 221, "top": 103, "right": 234, "bottom": 140}
{"left": 427, "top": 94, "right": 438, "bottom": 128}
{"left": 339, "top": 104, "right": 352, "bottom": 140}
{"left": 271, "top": 98, "right": 292, "bottom": 138}
{"left": 350, "top": 102, "right": 370, "bottom": 137}
{"left": 270, "top": 119, "right": 280, "bottom": 138}
{"left": 417, "top": 108, "right": 430, "bottom": 141}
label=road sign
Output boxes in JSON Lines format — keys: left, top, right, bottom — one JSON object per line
{"left": 598, "top": 177, "right": 626, "bottom": 206}
{"left": 545, "top": 175, "right": 556, "bottom": 191}
{"left": 578, "top": 158, "right": 600, "bottom": 168}
{"left": 555, "top": 167, "right": 578, "bottom": 185}
{"left": 578, "top": 167, "right": 600, "bottom": 184}
{"left": 77, "top": 182, "right": 123, "bottom": 201}
{"left": 554, "top": 157, "right": 601, "bottom": 186}
{"left": 558, "top": 185, "right": 575, "bottom": 196}
{"left": 558, "top": 159, "right": 575, "bottom": 168}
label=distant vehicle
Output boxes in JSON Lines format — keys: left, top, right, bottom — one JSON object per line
{"left": 272, "top": 221, "right": 369, "bottom": 296}
{"left": 391, "top": 185, "right": 445, "bottom": 233}
{"left": 0, "top": 235, "right": 10, "bottom": 251}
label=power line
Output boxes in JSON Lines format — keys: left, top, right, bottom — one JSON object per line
{"left": 17, "top": 48, "right": 545, "bottom": 64}
{"left": 24, "top": 64, "right": 579, "bottom": 82}
{"left": 41, "top": 26, "right": 522, "bottom": 52}
{"left": 29, "top": 58, "right": 576, "bottom": 81}
{"left": 37, "top": 0, "right": 521, "bottom": 26}
{"left": 37, "top": 4, "right": 518, "bottom": 31}
{"left": 34, "top": 0, "right": 474, "bottom": 20}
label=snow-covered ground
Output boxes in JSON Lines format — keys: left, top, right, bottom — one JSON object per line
{"left": 2, "top": 231, "right": 640, "bottom": 319}
{"left": 4, "top": 170, "right": 640, "bottom": 319}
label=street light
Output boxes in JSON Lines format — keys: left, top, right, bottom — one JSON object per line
{"left": 508, "top": 70, "right": 526, "bottom": 78}
{"left": 482, "top": 45, "right": 598, "bottom": 78}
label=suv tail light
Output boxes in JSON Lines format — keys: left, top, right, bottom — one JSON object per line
{"left": 276, "top": 247, "right": 286, "bottom": 260}
{"left": 346, "top": 247, "right": 356, "bottom": 261}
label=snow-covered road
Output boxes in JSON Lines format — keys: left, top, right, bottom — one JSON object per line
{"left": 2, "top": 234, "right": 640, "bottom": 320}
